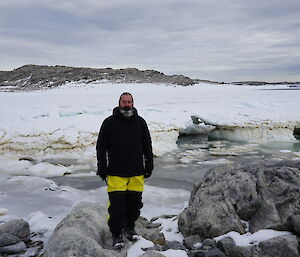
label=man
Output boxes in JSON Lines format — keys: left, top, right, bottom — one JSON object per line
{"left": 96, "top": 92, "right": 154, "bottom": 250}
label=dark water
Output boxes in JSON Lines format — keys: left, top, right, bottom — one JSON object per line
{"left": 50, "top": 135, "right": 300, "bottom": 191}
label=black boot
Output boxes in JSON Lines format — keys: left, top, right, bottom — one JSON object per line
{"left": 124, "top": 227, "right": 138, "bottom": 241}
{"left": 112, "top": 234, "right": 124, "bottom": 250}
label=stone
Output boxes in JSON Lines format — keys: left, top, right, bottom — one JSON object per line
{"left": 287, "top": 214, "right": 300, "bottom": 234}
{"left": 165, "top": 240, "right": 186, "bottom": 250}
{"left": 229, "top": 246, "right": 258, "bottom": 257}
{"left": 142, "top": 240, "right": 185, "bottom": 252}
{"left": 183, "top": 234, "right": 202, "bottom": 250}
{"left": 187, "top": 250, "right": 206, "bottom": 257}
{"left": 188, "top": 248, "right": 227, "bottom": 257}
{"left": 43, "top": 202, "right": 166, "bottom": 257}
{"left": 43, "top": 202, "right": 126, "bottom": 257}
{"left": 140, "top": 250, "right": 166, "bottom": 257}
{"left": 201, "top": 238, "right": 216, "bottom": 251}
{"left": 178, "top": 201, "right": 245, "bottom": 239}
{"left": 0, "top": 219, "right": 30, "bottom": 242}
{"left": 216, "top": 237, "right": 236, "bottom": 256}
{"left": 136, "top": 216, "right": 166, "bottom": 245}
{"left": 0, "top": 241, "right": 26, "bottom": 255}
{"left": 178, "top": 160, "right": 300, "bottom": 238}
{"left": 259, "top": 235, "right": 299, "bottom": 257}
{"left": 249, "top": 200, "right": 281, "bottom": 233}
{"left": 0, "top": 232, "right": 21, "bottom": 247}
{"left": 205, "top": 248, "right": 227, "bottom": 257}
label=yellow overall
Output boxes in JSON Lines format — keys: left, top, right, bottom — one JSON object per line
{"left": 107, "top": 175, "right": 144, "bottom": 236}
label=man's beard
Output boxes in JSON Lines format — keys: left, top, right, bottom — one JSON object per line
{"left": 120, "top": 107, "right": 133, "bottom": 118}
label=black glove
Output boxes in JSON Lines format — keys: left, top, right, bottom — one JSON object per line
{"left": 144, "top": 171, "right": 152, "bottom": 178}
{"left": 99, "top": 174, "right": 107, "bottom": 181}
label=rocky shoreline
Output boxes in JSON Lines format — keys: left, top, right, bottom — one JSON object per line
{"left": 2, "top": 160, "right": 299, "bottom": 256}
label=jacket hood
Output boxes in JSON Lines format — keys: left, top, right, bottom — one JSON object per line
{"left": 113, "top": 107, "right": 138, "bottom": 117}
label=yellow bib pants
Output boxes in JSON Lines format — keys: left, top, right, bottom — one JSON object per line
{"left": 107, "top": 175, "right": 144, "bottom": 236}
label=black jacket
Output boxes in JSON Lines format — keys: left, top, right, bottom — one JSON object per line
{"left": 96, "top": 107, "right": 154, "bottom": 177}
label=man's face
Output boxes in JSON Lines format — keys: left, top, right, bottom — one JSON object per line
{"left": 119, "top": 95, "right": 133, "bottom": 110}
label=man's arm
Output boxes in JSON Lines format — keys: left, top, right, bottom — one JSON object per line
{"left": 96, "top": 120, "right": 109, "bottom": 179}
{"left": 142, "top": 119, "right": 154, "bottom": 177}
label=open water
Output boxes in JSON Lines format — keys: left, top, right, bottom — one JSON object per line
{"left": 50, "top": 135, "right": 300, "bottom": 191}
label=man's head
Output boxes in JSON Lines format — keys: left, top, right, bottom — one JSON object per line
{"left": 119, "top": 92, "right": 134, "bottom": 111}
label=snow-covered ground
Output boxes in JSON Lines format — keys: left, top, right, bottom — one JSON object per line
{"left": 0, "top": 82, "right": 299, "bottom": 256}
{"left": 1, "top": 82, "right": 300, "bottom": 177}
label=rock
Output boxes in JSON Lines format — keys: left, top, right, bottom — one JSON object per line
{"left": 188, "top": 248, "right": 227, "bottom": 257}
{"left": 165, "top": 240, "right": 186, "bottom": 250}
{"left": 178, "top": 160, "right": 300, "bottom": 238}
{"left": 142, "top": 240, "right": 185, "bottom": 251}
{"left": 205, "top": 248, "right": 227, "bottom": 257}
{"left": 188, "top": 250, "right": 206, "bottom": 257}
{"left": 229, "top": 246, "right": 258, "bottom": 257}
{"left": 201, "top": 238, "right": 216, "bottom": 251}
{"left": 0, "top": 232, "right": 21, "bottom": 247}
{"left": 259, "top": 235, "right": 299, "bottom": 257}
{"left": 0, "top": 219, "right": 30, "bottom": 242}
{"left": 249, "top": 200, "right": 282, "bottom": 232}
{"left": 140, "top": 250, "right": 166, "bottom": 257}
{"left": 216, "top": 237, "right": 236, "bottom": 256}
{"left": 183, "top": 234, "right": 202, "bottom": 249}
{"left": 287, "top": 214, "right": 300, "bottom": 234}
{"left": 43, "top": 202, "right": 126, "bottom": 257}
{"left": 150, "top": 214, "right": 177, "bottom": 222}
{"left": 43, "top": 202, "right": 166, "bottom": 257}
{"left": 136, "top": 216, "right": 166, "bottom": 245}
{"left": 0, "top": 241, "right": 26, "bottom": 255}
{"left": 178, "top": 201, "right": 245, "bottom": 239}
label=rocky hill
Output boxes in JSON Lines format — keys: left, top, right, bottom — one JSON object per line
{"left": 1, "top": 65, "right": 298, "bottom": 91}
{"left": 0, "top": 65, "right": 203, "bottom": 91}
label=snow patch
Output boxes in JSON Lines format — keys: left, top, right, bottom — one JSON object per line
{"left": 214, "top": 229, "right": 292, "bottom": 247}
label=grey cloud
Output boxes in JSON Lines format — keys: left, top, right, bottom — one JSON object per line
{"left": 0, "top": 0, "right": 300, "bottom": 81}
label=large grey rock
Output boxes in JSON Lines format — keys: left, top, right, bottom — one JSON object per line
{"left": 178, "top": 160, "right": 300, "bottom": 238}
{"left": 259, "top": 235, "right": 299, "bottom": 257}
{"left": 0, "top": 241, "right": 26, "bottom": 255}
{"left": 43, "top": 202, "right": 126, "bottom": 257}
{"left": 43, "top": 201, "right": 166, "bottom": 257}
{"left": 0, "top": 232, "right": 21, "bottom": 247}
{"left": 0, "top": 219, "right": 30, "bottom": 242}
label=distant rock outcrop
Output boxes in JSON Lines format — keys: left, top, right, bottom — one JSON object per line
{"left": 0, "top": 64, "right": 197, "bottom": 91}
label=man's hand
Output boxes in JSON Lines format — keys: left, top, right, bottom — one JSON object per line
{"left": 99, "top": 174, "right": 107, "bottom": 180}
{"left": 144, "top": 171, "right": 152, "bottom": 178}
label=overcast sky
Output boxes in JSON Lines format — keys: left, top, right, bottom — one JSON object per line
{"left": 1, "top": 0, "right": 300, "bottom": 82}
